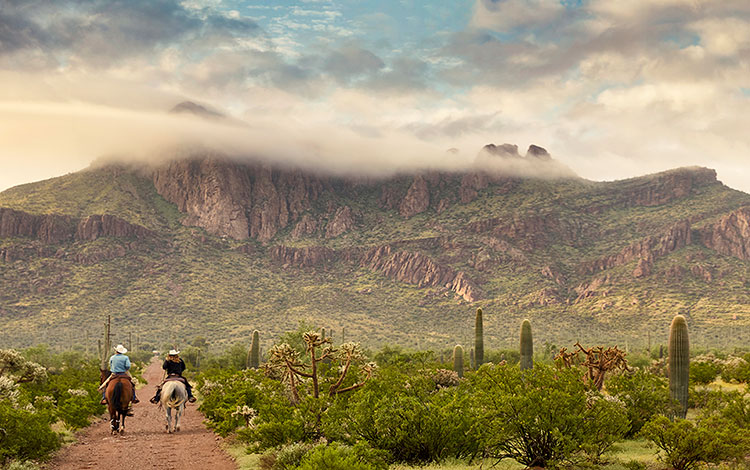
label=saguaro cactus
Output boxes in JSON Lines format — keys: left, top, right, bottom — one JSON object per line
{"left": 453, "top": 345, "right": 464, "bottom": 378}
{"left": 247, "top": 330, "right": 260, "bottom": 369}
{"left": 475, "top": 308, "right": 484, "bottom": 367}
{"left": 520, "top": 319, "right": 533, "bottom": 371}
{"left": 668, "top": 315, "right": 689, "bottom": 419}
{"left": 470, "top": 347, "right": 475, "bottom": 370}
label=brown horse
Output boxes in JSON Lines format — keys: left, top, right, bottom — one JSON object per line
{"left": 105, "top": 375, "right": 132, "bottom": 434}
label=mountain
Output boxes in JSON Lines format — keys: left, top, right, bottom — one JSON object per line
{"left": 1, "top": 149, "right": 749, "bottom": 353}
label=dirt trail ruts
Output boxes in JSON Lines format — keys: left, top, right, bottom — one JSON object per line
{"left": 46, "top": 358, "right": 237, "bottom": 470}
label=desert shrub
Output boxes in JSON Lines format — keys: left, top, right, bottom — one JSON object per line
{"left": 472, "top": 363, "right": 626, "bottom": 468}
{"left": 323, "top": 366, "right": 479, "bottom": 464}
{"left": 273, "top": 441, "right": 315, "bottom": 470}
{"left": 198, "top": 367, "right": 301, "bottom": 448}
{"left": 579, "top": 393, "right": 629, "bottom": 463}
{"left": 690, "top": 361, "right": 720, "bottom": 385}
{"left": 641, "top": 415, "right": 748, "bottom": 470}
{"left": 605, "top": 369, "right": 673, "bottom": 436}
{"left": 296, "top": 442, "right": 388, "bottom": 470}
{"left": 720, "top": 355, "right": 750, "bottom": 383}
{"left": 484, "top": 349, "right": 520, "bottom": 365}
{"left": 698, "top": 389, "right": 750, "bottom": 430}
{"left": 0, "top": 401, "right": 60, "bottom": 464}
{"left": 4, "top": 460, "right": 42, "bottom": 470}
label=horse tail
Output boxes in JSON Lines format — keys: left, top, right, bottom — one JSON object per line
{"left": 112, "top": 381, "right": 123, "bottom": 411}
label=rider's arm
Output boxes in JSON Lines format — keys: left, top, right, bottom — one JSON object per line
{"left": 124, "top": 356, "right": 131, "bottom": 371}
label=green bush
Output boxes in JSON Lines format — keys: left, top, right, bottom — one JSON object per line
{"left": 605, "top": 370, "right": 673, "bottom": 437}
{"left": 296, "top": 442, "right": 388, "bottom": 470}
{"left": 323, "top": 366, "right": 479, "bottom": 464}
{"left": 698, "top": 389, "right": 750, "bottom": 430}
{"left": 720, "top": 355, "right": 750, "bottom": 383}
{"left": 690, "top": 361, "right": 720, "bottom": 385}
{"left": 0, "top": 401, "right": 60, "bottom": 464}
{"left": 273, "top": 441, "right": 315, "bottom": 470}
{"left": 579, "top": 394, "right": 629, "bottom": 463}
{"left": 641, "top": 415, "right": 748, "bottom": 470}
{"left": 472, "top": 363, "right": 626, "bottom": 468}
{"left": 197, "top": 367, "right": 302, "bottom": 448}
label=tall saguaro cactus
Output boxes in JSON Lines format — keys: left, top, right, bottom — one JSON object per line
{"left": 247, "top": 330, "right": 260, "bottom": 369}
{"left": 668, "top": 315, "right": 689, "bottom": 419}
{"left": 453, "top": 345, "right": 464, "bottom": 378}
{"left": 520, "top": 319, "right": 533, "bottom": 371}
{"left": 475, "top": 308, "right": 484, "bottom": 367}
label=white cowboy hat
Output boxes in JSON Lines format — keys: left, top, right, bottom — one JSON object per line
{"left": 168, "top": 349, "right": 180, "bottom": 356}
{"left": 114, "top": 344, "right": 128, "bottom": 354}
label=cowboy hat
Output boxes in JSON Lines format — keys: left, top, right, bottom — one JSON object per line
{"left": 168, "top": 349, "right": 180, "bottom": 356}
{"left": 114, "top": 344, "right": 128, "bottom": 354}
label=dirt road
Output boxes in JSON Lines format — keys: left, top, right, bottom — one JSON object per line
{"left": 46, "top": 358, "right": 237, "bottom": 470}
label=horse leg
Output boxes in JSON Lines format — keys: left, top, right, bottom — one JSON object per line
{"left": 174, "top": 405, "right": 182, "bottom": 432}
{"left": 120, "top": 412, "right": 125, "bottom": 434}
{"left": 166, "top": 407, "right": 172, "bottom": 433}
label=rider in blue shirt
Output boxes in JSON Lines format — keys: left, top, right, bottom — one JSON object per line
{"left": 100, "top": 344, "right": 139, "bottom": 404}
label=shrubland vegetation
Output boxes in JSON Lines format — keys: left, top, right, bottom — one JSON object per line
{"left": 193, "top": 323, "right": 750, "bottom": 470}
{"left": 0, "top": 346, "right": 148, "bottom": 468}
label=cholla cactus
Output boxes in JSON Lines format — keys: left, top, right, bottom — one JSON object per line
{"left": 433, "top": 368, "right": 460, "bottom": 388}
{"left": 231, "top": 405, "right": 257, "bottom": 427}
{"left": 265, "top": 343, "right": 307, "bottom": 403}
{"left": 329, "top": 342, "right": 375, "bottom": 396}
{"left": 0, "top": 349, "right": 46, "bottom": 383}
{"left": 0, "top": 376, "right": 20, "bottom": 404}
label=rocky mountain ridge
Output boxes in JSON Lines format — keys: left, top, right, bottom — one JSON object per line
{"left": 1, "top": 151, "right": 749, "bottom": 350}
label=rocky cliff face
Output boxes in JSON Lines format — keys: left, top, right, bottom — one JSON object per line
{"left": 361, "top": 245, "right": 481, "bottom": 302}
{"left": 618, "top": 167, "right": 717, "bottom": 208}
{"left": 579, "top": 221, "right": 692, "bottom": 275}
{"left": 467, "top": 212, "right": 591, "bottom": 250}
{"left": 152, "top": 157, "right": 338, "bottom": 242}
{"left": 0, "top": 208, "right": 75, "bottom": 243}
{"left": 76, "top": 215, "right": 154, "bottom": 241}
{"left": 0, "top": 208, "right": 152, "bottom": 244}
{"left": 699, "top": 207, "right": 750, "bottom": 260}
{"left": 269, "top": 245, "right": 337, "bottom": 268}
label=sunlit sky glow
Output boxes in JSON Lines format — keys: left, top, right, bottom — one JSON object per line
{"left": 1, "top": 0, "right": 749, "bottom": 191}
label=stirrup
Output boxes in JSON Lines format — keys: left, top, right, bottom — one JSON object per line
{"left": 188, "top": 396, "right": 197, "bottom": 403}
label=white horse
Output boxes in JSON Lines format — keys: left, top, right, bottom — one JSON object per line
{"left": 160, "top": 380, "right": 187, "bottom": 433}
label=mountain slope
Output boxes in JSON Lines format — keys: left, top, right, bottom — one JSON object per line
{"left": 1, "top": 156, "right": 748, "bottom": 353}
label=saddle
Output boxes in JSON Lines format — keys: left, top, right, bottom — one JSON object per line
{"left": 164, "top": 374, "right": 187, "bottom": 385}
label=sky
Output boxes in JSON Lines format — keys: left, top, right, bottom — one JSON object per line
{"left": 1, "top": 0, "right": 749, "bottom": 191}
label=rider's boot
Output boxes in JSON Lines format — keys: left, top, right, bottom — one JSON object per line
{"left": 100, "top": 391, "right": 107, "bottom": 405}
{"left": 150, "top": 388, "right": 161, "bottom": 404}
{"left": 131, "top": 384, "right": 140, "bottom": 403}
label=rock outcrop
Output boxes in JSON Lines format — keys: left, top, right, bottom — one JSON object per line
{"left": 153, "top": 158, "right": 252, "bottom": 240}
{"left": 361, "top": 245, "right": 481, "bottom": 302}
{"left": 579, "top": 221, "right": 692, "bottom": 275}
{"left": 618, "top": 167, "right": 717, "bottom": 208}
{"left": 0, "top": 208, "right": 75, "bottom": 243}
{"left": 0, "top": 208, "right": 152, "bottom": 244}
{"left": 699, "top": 207, "right": 750, "bottom": 260}
{"left": 269, "top": 245, "right": 337, "bottom": 268}
{"left": 325, "top": 206, "right": 355, "bottom": 238}
{"left": 291, "top": 214, "right": 318, "bottom": 239}
{"left": 467, "top": 212, "right": 590, "bottom": 250}
{"left": 152, "top": 157, "right": 336, "bottom": 242}
{"left": 76, "top": 215, "right": 153, "bottom": 241}
{"left": 399, "top": 175, "right": 430, "bottom": 218}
